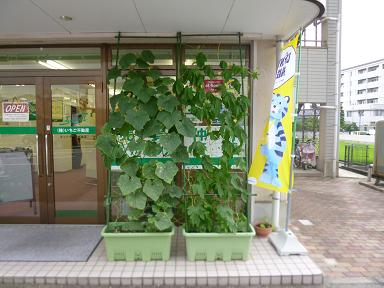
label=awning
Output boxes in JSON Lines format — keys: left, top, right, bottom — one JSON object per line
{"left": 0, "top": 0, "right": 324, "bottom": 43}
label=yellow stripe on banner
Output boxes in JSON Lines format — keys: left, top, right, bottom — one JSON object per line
{"left": 248, "top": 34, "right": 300, "bottom": 193}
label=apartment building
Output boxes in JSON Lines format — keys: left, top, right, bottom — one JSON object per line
{"left": 341, "top": 59, "right": 384, "bottom": 132}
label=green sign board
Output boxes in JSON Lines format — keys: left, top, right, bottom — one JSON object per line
{"left": 52, "top": 126, "right": 96, "bottom": 135}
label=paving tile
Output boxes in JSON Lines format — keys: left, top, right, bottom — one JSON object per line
{"left": 292, "top": 177, "right": 384, "bottom": 279}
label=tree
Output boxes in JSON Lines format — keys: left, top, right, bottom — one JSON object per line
{"left": 344, "top": 122, "right": 359, "bottom": 133}
{"left": 340, "top": 103, "right": 345, "bottom": 130}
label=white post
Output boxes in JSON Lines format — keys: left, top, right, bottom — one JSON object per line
{"left": 271, "top": 39, "right": 284, "bottom": 231}
{"left": 271, "top": 191, "right": 281, "bottom": 230}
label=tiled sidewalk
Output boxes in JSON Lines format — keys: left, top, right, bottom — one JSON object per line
{"left": 292, "top": 177, "right": 384, "bottom": 285}
{"left": 0, "top": 228, "right": 322, "bottom": 287}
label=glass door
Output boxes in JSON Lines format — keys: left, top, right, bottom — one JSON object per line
{"left": 0, "top": 78, "right": 45, "bottom": 223}
{"left": 44, "top": 77, "right": 101, "bottom": 224}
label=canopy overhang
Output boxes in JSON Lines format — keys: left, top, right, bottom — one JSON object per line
{"left": 0, "top": 0, "right": 324, "bottom": 44}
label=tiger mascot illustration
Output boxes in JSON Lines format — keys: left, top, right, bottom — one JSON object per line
{"left": 259, "top": 93, "right": 290, "bottom": 188}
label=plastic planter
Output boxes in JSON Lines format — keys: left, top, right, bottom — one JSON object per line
{"left": 101, "top": 225, "right": 174, "bottom": 261}
{"left": 183, "top": 224, "right": 255, "bottom": 261}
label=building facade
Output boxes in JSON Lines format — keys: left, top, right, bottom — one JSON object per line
{"left": 0, "top": 0, "right": 337, "bottom": 226}
{"left": 341, "top": 58, "right": 384, "bottom": 132}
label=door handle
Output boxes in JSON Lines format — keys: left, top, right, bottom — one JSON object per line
{"left": 36, "top": 134, "right": 40, "bottom": 176}
{"left": 45, "top": 134, "right": 49, "bottom": 176}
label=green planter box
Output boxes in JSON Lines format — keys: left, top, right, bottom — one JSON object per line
{"left": 183, "top": 224, "right": 255, "bottom": 261}
{"left": 101, "top": 225, "right": 174, "bottom": 261}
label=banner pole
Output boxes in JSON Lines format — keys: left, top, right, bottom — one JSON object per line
{"left": 284, "top": 30, "right": 302, "bottom": 232}
{"left": 272, "top": 38, "right": 284, "bottom": 231}
{"left": 268, "top": 30, "right": 307, "bottom": 256}
{"left": 285, "top": 29, "right": 302, "bottom": 231}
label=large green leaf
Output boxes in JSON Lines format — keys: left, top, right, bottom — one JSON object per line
{"left": 159, "top": 132, "right": 181, "bottom": 154}
{"left": 144, "top": 141, "right": 162, "bottom": 156}
{"left": 155, "top": 161, "right": 178, "bottom": 184}
{"left": 117, "top": 174, "right": 142, "bottom": 196}
{"left": 157, "top": 94, "right": 179, "bottom": 112}
{"left": 142, "top": 161, "right": 157, "bottom": 179}
{"left": 196, "top": 52, "right": 207, "bottom": 68}
{"left": 188, "top": 141, "right": 206, "bottom": 157}
{"left": 96, "top": 134, "right": 115, "bottom": 158}
{"left": 167, "top": 184, "right": 183, "bottom": 198}
{"left": 109, "top": 112, "right": 125, "bottom": 129}
{"left": 136, "top": 57, "right": 149, "bottom": 68}
{"left": 126, "top": 191, "right": 147, "bottom": 210}
{"left": 156, "top": 111, "right": 181, "bottom": 129}
{"left": 122, "top": 78, "right": 144, "bottom": 95}
{"left": 136, "top": 87, "right": 155, "bottom": 103}
{"left": 187, "top": 205, "right": 206, "bottom": 227}
{"left": 160, "top": 77, "right": 175, "bottom": 86}
{"left": 172, "top": 79, "right": 184, "bottom": 95}
{"left": 171, "top": 145, "right": 189, "bottom": 163}
{"left": 120, "top": 159, "right": 139, "bottom": 177}
{"left": 141, "top": 50, "right": 155, "bottom": 64}
{"left": 107, "top": 66, "right": 121, "bottom": 82}
{"left": 148, "top": 70, "right": 161, "bottom": 81}
{"left": 119, "top": 53, "right": 136, "bottom": 68}
{"left": 125, "top": 106, "right": 150, "bottom": 131}
{"left": 127, "top": 208, "right": 144, "bottom": 220}
{"left": 127, "top": 138, "right": 146, "bottom": 152}
{"left": 175, "top": 118, "right": 196, "bottom": 137}
{"left": 154, "top": 212, "right": 172, "bottom": 231}
{"left": 142, "top": 119, "right": 163, "bottom": 137}
{"left": 118, "top": 97, "right": 138, "bottom": 114}
{"left": 192, "top": 183, "right": 205, "bottom": 198}
{"left": 141, "top": 98, "right": 158, "bottom": 117}
{"left": 143, "top": 179, "right": 164, "bottom": 201}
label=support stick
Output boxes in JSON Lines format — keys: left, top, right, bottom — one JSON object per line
{"left": 269, "top": 30, "right": 308, "bottom": 256}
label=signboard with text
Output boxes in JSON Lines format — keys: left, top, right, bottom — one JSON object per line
{"left": 2, "top": 102, "right": 29, "bottom": 122}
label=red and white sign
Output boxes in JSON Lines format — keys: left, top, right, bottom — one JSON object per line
{"left": 204, "top": 79, "right": 223, "bottom": 93}
{"left": 2, "top": 102, "right": 29, "bottom": 122}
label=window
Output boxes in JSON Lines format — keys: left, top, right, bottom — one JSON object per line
{"left": 359, "top": 110, "right": 365, "bottom": 116}
{"left": 341, "top": 92, "right": 344, "bottom": 97}
{"left": 367, "top": 87, "right": 378, "bottom": 93}
{"left": 357, "top": 100, "right": 366, "bottom": 104}
{"left": 0, "top": 47, "right": 101, "bottom": 70}
{"left": 358, "top": 79, "right": 366, "bottom": 84}
{"left": 367, "top": 98, "right": 378, "bottom": 104}
{"left": 368, "top": 65, "right": 379, "bottom": 72}
{"left": 368, "top": 76, "right": 379, "bottom": 82}
{"left": 358, "top": 68, "right": 366, "bottom": 74}
{"left": 357, "top": 89, "right": 366, "bottom": 94}
{"left": 374, "top": 110, "right": 384, "bottom": 116}
{"left": 341, "top": 83, "right": 344, "bottom": 88}
{"left": 347, "top": 111, "right": 352, "bottom": 117}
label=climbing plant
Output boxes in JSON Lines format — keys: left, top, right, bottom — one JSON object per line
{"left": 96, "top": 50, "right": 195, "bottom": 233}
{"left": 176, "top": 52, "right": 258, "bottom": 233}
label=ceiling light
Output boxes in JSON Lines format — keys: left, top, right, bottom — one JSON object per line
{"left": 60, "top": 15, "right": 73, "bottom": 21}
{"left": 38, "top": 60, "right": 69, "bottom": 70}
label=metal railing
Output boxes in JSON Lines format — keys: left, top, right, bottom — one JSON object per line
{"left": 342, "top": 143, "right": 374, "bottom": 169}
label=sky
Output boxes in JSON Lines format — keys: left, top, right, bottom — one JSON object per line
{"left": 341, "top": 0, "right": 384, "bottom": 69}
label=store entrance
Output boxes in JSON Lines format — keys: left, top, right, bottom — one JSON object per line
{"left": 0, "top": 76, "right": 104, "bottom": 224}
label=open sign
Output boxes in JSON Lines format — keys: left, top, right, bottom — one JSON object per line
{"left": 2, "top": 102, "right": 30, "bottom": 122}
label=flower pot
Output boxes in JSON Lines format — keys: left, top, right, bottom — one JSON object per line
{"left": 183, "top": 224, "right": 255, "bottom": 261}
{"left": 254, "top": 223, "right": 272, "bottom": 237}
{"left": 101, "top": 225, "right": 174, "bottom": 261}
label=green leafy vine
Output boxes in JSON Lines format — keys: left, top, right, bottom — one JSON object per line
{"left": 176, "top": 52, "right": 258, "bottom": 233}
{"left": 96, "top": 50, "right": 194, "bottom": 233}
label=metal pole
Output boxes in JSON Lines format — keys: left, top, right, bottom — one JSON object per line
{"left": 285, "top": 30, "right": 302, "bottom": 232}
{"left": 272, "top": 39, "right": 284, "bottom": 231}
